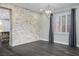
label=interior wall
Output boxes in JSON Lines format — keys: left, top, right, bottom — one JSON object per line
{"left": 0, "top": 4, "right": 40, "bottom": 46}
{"left": 76, "top": 7, "right": 79, "bottom": 47}
{"left": 39, "top": 14, "right": 50, "bottom": 41}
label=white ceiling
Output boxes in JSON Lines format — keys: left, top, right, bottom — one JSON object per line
{"left": 14, "top": 3, "right": 79, "bottom": 12}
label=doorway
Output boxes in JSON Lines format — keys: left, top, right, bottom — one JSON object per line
{"left": 0, "top": 7, "right": 11, "bottom": 47}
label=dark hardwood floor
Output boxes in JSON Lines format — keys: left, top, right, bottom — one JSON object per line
{"left": 0, "top": 40, "right": 79, "bottom": 56}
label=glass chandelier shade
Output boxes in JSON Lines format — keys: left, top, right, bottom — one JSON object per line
{"left": 40, "top": 4, "right": 52, "bottom": 14}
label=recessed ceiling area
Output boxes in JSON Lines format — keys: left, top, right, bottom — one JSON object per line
{"left": 13, "top": 3, "right": 79, "bottom": 12}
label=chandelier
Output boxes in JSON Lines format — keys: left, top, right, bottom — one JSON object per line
{"left": 40, "top": 4, "right": 52, "bottom": 14}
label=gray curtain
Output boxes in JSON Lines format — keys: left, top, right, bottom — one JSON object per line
{"left": 0, "top": 33, "right": 2, "bottom": 47}
{"left": 69, "top": 8, "right": 76, "bottom": 47}
{"left": 49, "top": 13, "right": 54, "bottom": 44}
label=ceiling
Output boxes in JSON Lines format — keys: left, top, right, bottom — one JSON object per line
{"left": 14, "top": 3, "right": 79, "bottom": 12}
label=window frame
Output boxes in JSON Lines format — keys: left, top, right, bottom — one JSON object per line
{"left": 53, "top": 11, "right": 71, "bottom": 33}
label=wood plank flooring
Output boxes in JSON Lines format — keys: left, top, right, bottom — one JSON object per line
{"left": 0, "top": 40, "right": 79, "bottom": 56}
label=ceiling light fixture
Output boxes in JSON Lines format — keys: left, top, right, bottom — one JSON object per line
{"left": 40, "top": 9, "right": 43, "bottom": 11}
{"left": 40, "top": 3, "right": 52, "bottom": 14}
{"left": 45, "top": 10, "right": 51, "bottom": 14}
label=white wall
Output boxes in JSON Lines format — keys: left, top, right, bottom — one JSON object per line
{"left": 39, "top": 14, "right": 50, "bottom": 41}
{"left": 76, "top": 7, "right": 79, "bottom": 47}
{"left": 54, "top": 32, "right": 69, "bottom": 45}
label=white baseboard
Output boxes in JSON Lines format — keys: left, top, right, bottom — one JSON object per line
{"left": 77, "top": 44, "right": 79, "bottom": 47}
{"left": 40, "top": 38, "right": 68, "bottom": 45}
{"left": 54, "top": 41, "right": 68, "bottom": 45}
{"left": 11, "top": 40, "right": 39, "bottom": 47}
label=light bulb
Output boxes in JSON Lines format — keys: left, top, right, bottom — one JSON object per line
{"left": 40, "top": 9, "right": 43, "bottom": 11}
{"left": 45, "top": 10, "right": 51, "bottom": 14}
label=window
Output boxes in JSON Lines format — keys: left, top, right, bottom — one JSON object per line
{"left": 62, "top": 15, "right": 66, "bottom": 32}
{"left": 59, "top": 16, "right": 61, "bottom": 32}
{"left": 53, "top": 12, "right": 71, "bottom": 32}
